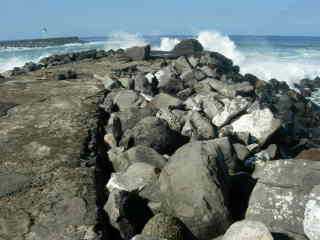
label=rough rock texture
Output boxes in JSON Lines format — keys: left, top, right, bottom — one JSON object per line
{"left": 159, "top": 139, "right": 232, "bottom": 240}
{"left": 173, "top": 39, "right": 204, "bottom": 56}
{"left": 120, "top": 117, "right": 187, "bottom": 154}
{"left": 0, "top": 70, "right": 101, "bottom": 239}
{"left": 142, "top": 213, "right": 185, "bottom": 240}
{"left": 108, "top": 145, "right": 167, "bottom": 172}
{"left": 125, "top": 45, "right": 151, "bottom": 61}
{"left": 246, "top": 159, "right": 320, "bottom": 240}
{"left": 230, "top": 107, "right": 281, "bottom": 145}
{"left": 222, "top": 220, "right": 273, "bottom": 240}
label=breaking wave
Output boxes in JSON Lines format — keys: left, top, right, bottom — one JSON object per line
{"left": 1, "top": 30, "right": 320, "bottom": 87}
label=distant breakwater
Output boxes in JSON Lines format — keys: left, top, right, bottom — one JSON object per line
{"left": 0, "top": 36, "right": 83, "bottom": 48}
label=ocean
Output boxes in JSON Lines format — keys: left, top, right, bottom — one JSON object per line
{"left": 1, "top": 31, "right": 320, "bottom": 88}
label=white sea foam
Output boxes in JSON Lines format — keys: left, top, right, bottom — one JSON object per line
{"left": 154, "top": 37, "right": 180, "bottom": 51}
{"left": 104, "top": 32, "right": 147, "bottom": 50}
{"left": 197, "top": 30, "right": 245, "bottom": 64}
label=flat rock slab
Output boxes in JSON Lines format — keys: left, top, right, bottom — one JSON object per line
{"left": 0, "top": 69, "right": 102, "bottom": 239}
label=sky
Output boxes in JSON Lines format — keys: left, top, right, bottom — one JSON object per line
{"left": 1, "top": 0, "right": 320, "bottom": 40}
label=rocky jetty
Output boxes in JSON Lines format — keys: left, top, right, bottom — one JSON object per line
{"left": 0, "top": 36, "right": 83, "bottom": 48}
{"left": 1, "top": 39, "right": 320, "bottom": 240}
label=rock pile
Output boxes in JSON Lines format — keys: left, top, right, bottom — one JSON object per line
{"left": 97, "top": 40, "right": 320, "bottom": 240}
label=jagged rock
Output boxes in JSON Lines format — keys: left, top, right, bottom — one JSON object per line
{"left": 151, "top": 93, "right": 182, "bottom": 110}
{"left": 295, "top": 148, "right": 320, "bottom": 161}
{"left": 180, "top": 69, "right": 206, "bottom": 88}
{"left": 109, "top": 107, "right": 156, "bottom": 134}
{"left": 94, "top": 73, "right": 122, "bottom": 90}
{"left": 159, "top": 139, "right": 233, "bottom": 240}
{"left": 23, "top": 61, "right": 42, "bottom": 72}
{"left": 171, "top": 56, "right": 192, "bottom": 75}
{"left": 125, "top": 45, "right": 151, "bottom": 61}
{"left": 120, "top": 117, "right": 187, "bottom": 154}
{"left": 207, "top": 79, "right": 253, "bottom": 98}
{"left": 246, "top": 159, "right": 320, "bottom": 240}
{"left": 106, "top": 162, "right": 159, "bottom": 194}
{"left": 181, "top": 111, "right": 217, "bottom": 140}
{"left": 114, "top": 90, "right": 145, "bottom": 110}
{"left": 142, "top": 213, "right": 185, "bottom": 240}
{"left": 134, "top": 72, "right": 156, "bottom": 96}
{"left": 199, "top": 52, "right": 233, "bottom": 75}
{"left": 54, "top": 69, "right": 77, "bottom": 80}
{"left": 155, "top": 66, "right": 184, "bottom": 94}
{"left": 156, "top": 109, "right": 183, "bottom": 132}
{"left": 173, "top": 39, "right": 204, "bottom": 56}
{"left": 211, "top": 96, "right": 251, "bottom": 128}
{"left": 109, "top": 145, "right": 167, "bottom": 172}
{"left": 104, "top": 189, "right": 153, "bottom": 240}
{"left": 232, "top": 143, "right": 250, "bottom": 161}
{"left": 222, "top": 220, "right": 273, "bottom": 240}
{"left": 229, "top": 107, "right": 281, "bottom": 145}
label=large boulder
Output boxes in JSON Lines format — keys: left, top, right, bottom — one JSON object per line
{"left": 159, "top": 139, "right": 233, "bottom": 240}
{"left": 229, "top": 107, "right": 281, "bottom": 146}
{"left": 150, "top": 93, "right": 182, "bottom": 110}
{"left": 120, "top": 117, "right": 187, "bottom": 154}
{"left": 104, "top": 189, "right": 153, "bottom": 240}
{"left": 173, "top": 39, "right": 204, "bottom": 56}
{"left": 246, "top": 159, "right": 320, "bottom": 240}
{"left": 108, "top": 145, "right": 167, "bottom": 172}
{"left": 155, "top": 66, "right": 184, "bottom": 95}
{"left": 113, "top": 90, "right": 145, "bottom": 111}
{"left": 125, "top": 45, "right": 151, "bottom": 61}
{"left": 222, "top": 220, "right": 273, "bottom": 240}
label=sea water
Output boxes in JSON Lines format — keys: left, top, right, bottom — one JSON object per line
{"left": 1, "top": 31, "right": 320, "bottom": 93}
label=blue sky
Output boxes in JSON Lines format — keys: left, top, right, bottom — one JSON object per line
{"left": 1, "top": 0, "right": 319, "bottom": 40}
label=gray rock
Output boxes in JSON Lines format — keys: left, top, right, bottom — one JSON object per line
{"left": 207, "top": 79, "right": 254, "bottom": 98}
{"left": 173, "top": 39, "right": 204, "bottom": 56}
{"left": 110, "top": 107, "right": 156, "bottom": 133}
{"left": 54, "top": 69, "right": 77, "bottom": 80}
{"left": 106, "top": 162, "right": 159, "bottom": 195}
{"left": 155, "top": 67, "right": 184, "bottom": 94}
{"left": 114, "top": 90, "right": 145, "bottom": 110}
{"left": 104, "top": 189, "right": 153, "bottom": 240}
{"left": 120, "top": 117, "right": 187, "bottom": 154}
{"left": 171, "top": 56, "right": 192, "bottom": 75}
{"left": 159, "top": 139, "right": 232, "bottom": 240}
{"left": 142, "top": 213, "right": 185, "bottom": 240}
{"left": 181, "top": 111, "right": 217, "bottom": 140}
{"left": 246, "top": 159, "right": 320, "bottom": 239}
{"left": 151, "top": 93, "right": 182, "bottom": 110}
{"left": 222, "top": 220, "right": 273, "bottom": 240}
{"left": 125, "top": 45, "right": 151, "bottom": 61}
{"left": 134, "top": 72, "right": 155, "bottom": 96}
{"left": 94, "top": 74, "right": 122, "bottom": 90}
{"left": 229, "top": 107, "right": 281, "bottom": 146}
{"left": 233, "top": 143, "right": 250, "bottom": 161}
{"left": 156, "top": 109, "right": 183, "bottom": 132}
{"left": 211, "top": 96, "right": 251, "bottom": 128}
{"left": 108, "top": 145, "right": 167, "bottom": 172}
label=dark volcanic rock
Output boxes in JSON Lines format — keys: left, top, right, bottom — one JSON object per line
{"left": 173, "top": 39, "right": 204, "bottom": 56}
{"left": 126, "top": 45, "right": 151, "bottom": 61}
{"left": 54, "top": 69, "right": 77, "bottom": 80}
{"left": 159, "top": 139, "right": 232, "bottom": 240}
{"left": 108, "top": 145, "right": 167, "bottom": 172}
{"left": 120, "top": 116, "right": 187, "bottom": 154}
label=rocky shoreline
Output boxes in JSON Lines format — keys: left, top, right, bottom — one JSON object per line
{"left": 0, "top": 39, "right": 319, "bottom": 240}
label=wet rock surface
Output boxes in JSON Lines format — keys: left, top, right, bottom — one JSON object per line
{"left": 2, "top": 39, "right": 320, "bottom": 240}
